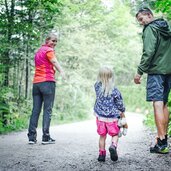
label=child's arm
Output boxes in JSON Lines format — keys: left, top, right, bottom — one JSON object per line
{"left": 114, "top": 89, "right": 125, "bottom": 113}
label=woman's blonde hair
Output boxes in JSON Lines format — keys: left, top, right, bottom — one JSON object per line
{"left": 97, "top": 66, "right": 114, "bottom": 96}
{"left": 45, "top": 32, "right": 57, "bottom": 42}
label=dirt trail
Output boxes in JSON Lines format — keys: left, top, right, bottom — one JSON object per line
{"left": 0, "top": 112, "right": 171, "bottom": 171}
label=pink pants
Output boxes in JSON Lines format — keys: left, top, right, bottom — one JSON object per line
{"left": 96, "top": 118, "right": 120, "bottom": 136}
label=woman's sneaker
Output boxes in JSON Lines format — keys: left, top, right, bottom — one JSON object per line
{"left": 27, "top": 133, "right": 37, "bottom": 144}
{"left": 109, "top": 145, "right": 118, "bottom": 161}
{"left": 28, "top": 139, "right": 37, "bottom": 144}
{"left": 42, "top": 137, "right": 55, "bottom": 145}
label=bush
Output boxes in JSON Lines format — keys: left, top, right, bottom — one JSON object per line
{"left": 118, "top": 85, "right": 152, "bottom": 114}
{"left": 168, "top": 93, "right": 171, "bottom": 136}
{"left": 0, "top": 87, "right": 31, "bottom": 134}
{"left": 142, "top": 92, "right": 171, "bottom": 136}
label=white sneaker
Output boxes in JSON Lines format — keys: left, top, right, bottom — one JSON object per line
{"left": 28, "top": 140, "right": 37, "bottom": 144}
{"left": 42, "top": 137, "right": 55, "bottom": 145}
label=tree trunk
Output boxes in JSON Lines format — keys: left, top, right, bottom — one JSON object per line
{"left": 3, "top": 0, "right": 15, "bottom": 87}
{"left": 25, "top": 44, "right": 29, "bottom": 99}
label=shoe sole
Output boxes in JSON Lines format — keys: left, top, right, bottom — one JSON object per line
{"left": 109, "top": 147, "right": 118, "bottom": 161}
{"left": 28, "top": 141, "right": 36, "bottom": 145}
{"left": 97, "top": 157, "right": 105, "bottom": 162}
{"left": 97, "top": 159, "right": 105, "bottom": 162}
{"left": 150, "top": 147, "right": 169, "bottom": 154}
{"left": 42, "top": 141, "right": 55, "bottom": 145}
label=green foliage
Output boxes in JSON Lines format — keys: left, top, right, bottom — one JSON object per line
{"left": 0, "top": 87, "right": 31, "bottom": 134}
{"left": 143, "top": 92, "right": 171, "bottom": 136}
{"left": 52, "top": 80, "right": 92, "bottom": 123}
{"left": 129, "top": 0, "right": 171, "bottom": 21}
{"left": 0, "top": 0, "right": 65, "bottom": 88}
{"left": 0, "top": 113, "right": 29, "bottom": 134}
{"left": 155, "top": 0, "right": 171, "bottom": 19}
{"left": 119, "top": 85, "right": 152, "bottom": 114}
{"left": 0, "top": 0, "right": 65, "bottom": 133}
{"left": 51, "top": 0, "right": 143, "bottom": 123}
{"left": 0, "top": 0, "right": 156, "bottom": 134}
{"left": 58, "top": 0, "right": 141, "bottom": 83}
{"left": 128, "top": 0, "right": 171, "bottom": 133}
{"left": 0, "top": 87, "right": 12, "bottom": 126}
{"left": 168, "top": 93, "right": 171, "bottom": 136}
{"left": 143, "top": 113, "right": 155, "bottom": 129}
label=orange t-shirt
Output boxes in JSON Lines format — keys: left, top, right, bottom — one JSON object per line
{"left": 47, "top": 51, "right": 55, "bottom": 60}
{"left": 33, "top": 46, "right": 56, "bottom": 83}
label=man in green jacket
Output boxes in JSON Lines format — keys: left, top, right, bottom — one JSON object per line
{"left": 134, "top": 7, "right": 171, "bottom": 154}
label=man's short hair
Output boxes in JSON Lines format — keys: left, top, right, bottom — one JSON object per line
{"left": 136, "top": 7, "right": 153, "bottom": 18}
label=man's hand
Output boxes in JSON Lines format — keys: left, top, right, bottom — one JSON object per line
{"left": 134, "top": 74, "right": 141, "bottom": 84}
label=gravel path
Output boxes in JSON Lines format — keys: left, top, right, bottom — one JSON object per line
{"left": 0, "top": 112, "right": 171, "bottom": 171}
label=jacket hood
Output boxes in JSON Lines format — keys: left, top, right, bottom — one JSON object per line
{"left": 145, "top": 18, "right": 171, "bottom": 37}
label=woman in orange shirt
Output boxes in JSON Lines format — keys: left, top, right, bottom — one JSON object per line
{"left": 27, "top": 33, "right": 65, "bottom": 145}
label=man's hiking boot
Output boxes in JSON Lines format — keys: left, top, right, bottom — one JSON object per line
{"left": 109, "top": 145, "right": 118, "bottom": 161}
{"left": 150, "top": 137, "right": 169, "bottom": 154}
{"left": 150, "top": 144, "right": 169, "bottom": 154}
{"left": 165, "top": 134, "right": 168, "bottom": 147}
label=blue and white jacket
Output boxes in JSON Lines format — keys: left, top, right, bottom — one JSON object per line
{"left": 94, "top": 82, "right": 125, "bottom": 118}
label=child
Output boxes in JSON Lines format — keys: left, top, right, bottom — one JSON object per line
{"left": 94, "top": 66, "right": 127, "bottom": 162}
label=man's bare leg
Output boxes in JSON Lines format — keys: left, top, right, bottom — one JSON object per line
{"left": 153, "top": 101, "right": 166, "bottom": 140}
{"left": 163, "top": 104, "right": 169, "bottom": 134}
{"left": 150, "top": 101, "right": 169, "bottom": 153}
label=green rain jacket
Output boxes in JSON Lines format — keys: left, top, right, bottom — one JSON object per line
{"left": 138, "top": 18, "right": 171, "bottom": 75}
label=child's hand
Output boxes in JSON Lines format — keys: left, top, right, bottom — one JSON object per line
{"left": 120, "top": 112, "right": 124, "bottom": 118}
{"left": 123, "top": 123, "right": 128, "bottom": 129}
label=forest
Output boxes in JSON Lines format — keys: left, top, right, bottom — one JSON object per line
{"left": 0, "top": 0, "right": 171, "bottom": 134}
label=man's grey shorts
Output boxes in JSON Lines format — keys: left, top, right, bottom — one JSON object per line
{"left": 146, "top": 74, "right": 171, "bottom": 103}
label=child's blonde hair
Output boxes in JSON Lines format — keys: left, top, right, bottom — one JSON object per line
{"left": 97, "top": 66, "right": 114, "bottom": 97}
